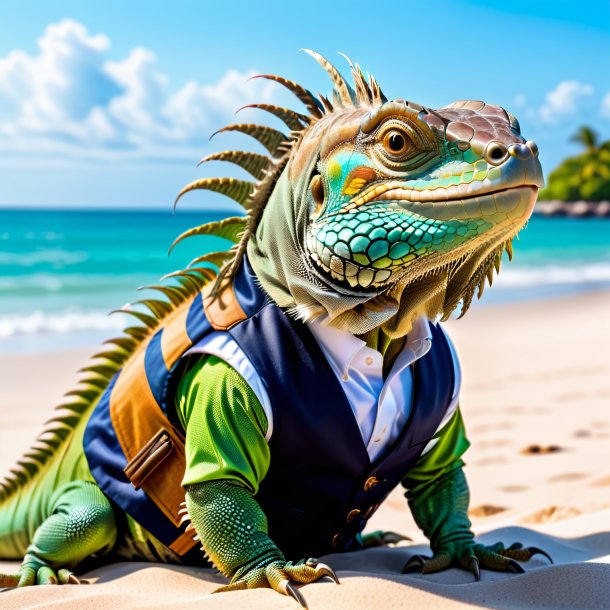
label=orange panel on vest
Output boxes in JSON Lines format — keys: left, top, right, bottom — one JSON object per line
{"left": 109, "top": 336, "right": 197, "bottom": 555}
{"left": 161, "top": 300, "right": 193, "bottom": 369}
{"left": 203, "top": 281, "right": 247, "bottom": 330}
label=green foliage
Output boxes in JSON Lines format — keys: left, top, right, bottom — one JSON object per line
{"left": 569, "top": 126, "right": 599, "bottom": 153}
{"left": 540, "top": 128, "right": 610, "bottom": 202}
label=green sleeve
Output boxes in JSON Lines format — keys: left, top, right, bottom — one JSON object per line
{"left": 174, "top": 355, "right": 270, "bottom": 494}
{"left": 401, "top": 407, "right": 470, "bottom": 490}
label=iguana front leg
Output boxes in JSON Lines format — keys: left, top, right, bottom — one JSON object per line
{"left": 402, "top": 463, "right": 552, "bottom": 579}
{"left": 0, "top": 481, "right": 116, "bottom": 587}
{"left": 186, "top": 481, "right": 339, "bottom": 607}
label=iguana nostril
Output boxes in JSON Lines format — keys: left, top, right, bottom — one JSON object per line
{"left": 508, "top": 143, "right": 531, "bottom": 160}
{"left": 484, "top": 142, "right": 509, "bottom": 165}
{"left": 526, "top": 141, "right": 539, "bottom": 158}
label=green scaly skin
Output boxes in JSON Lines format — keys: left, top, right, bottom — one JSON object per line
{"left": 0, "top": 415, "right": 118, "bottom": 586}
{"left": 0, "top": 50, "right": 548, "bottom": 606}
{"left": 186, "top": 482, "right": 338, "bottom": 602}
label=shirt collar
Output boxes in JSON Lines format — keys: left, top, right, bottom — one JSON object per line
{"left": 308, "top": 316, "right": 433, "bottom": 379}
{"left": 308, "top": 320, "right": 366, "bottom": 379}
{"left": 390, "top": 316, "right": 433, "bottom": 377}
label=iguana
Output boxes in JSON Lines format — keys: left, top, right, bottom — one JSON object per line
{"left": 0, "top": 51, "right": 547, "bottom": 607}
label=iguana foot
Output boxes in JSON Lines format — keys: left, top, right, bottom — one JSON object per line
{"left": 1, "top": 481, "right": 115, "bottom": 589}
{"left": 214, "top": 558, "right": 339, "bottom": 608}
{"left": 0, "top": 558, "right": 80, "bottom": 587}
{"left": 362, "top": 530, "right": 411, "bottom": 548}
{"left": 402, "top": 542, "right": 552, "bottom": 580}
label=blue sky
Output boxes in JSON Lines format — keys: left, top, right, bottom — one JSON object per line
{"left": 0, "top": 0, "right": 609, "bottom": 208}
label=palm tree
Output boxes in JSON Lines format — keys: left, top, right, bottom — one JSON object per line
{"left": 570, "top": 126, "right": 599, "bottom": 153}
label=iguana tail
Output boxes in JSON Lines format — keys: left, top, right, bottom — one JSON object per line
{"left": 0, "top": 263, "right": 223, "bottom": 559}
{"left": 0, "top": 387, "right": 104, "bottom": 559}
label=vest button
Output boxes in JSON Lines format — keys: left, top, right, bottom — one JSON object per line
{"left": 346, "top": 509, "right": 361, "bottom": 523}
{"left": 363, "top": 476, "right": 381, "bottom": 491}
{"left": 332, "top": 534, "right": 342, "bottom": 549}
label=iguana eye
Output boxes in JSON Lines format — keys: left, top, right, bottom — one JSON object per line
{"left": 366, "top": 116, "right": 439, "bottom": 173}
{"left": 382, "top": 130, "right": 411, "bottom": 156}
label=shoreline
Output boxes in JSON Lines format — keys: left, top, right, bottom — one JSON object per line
{"left": 536, "top": 200, "right": 610, "bottom": 217}
{"left": 3, "top": 285, "right": 610, "bottom": 356}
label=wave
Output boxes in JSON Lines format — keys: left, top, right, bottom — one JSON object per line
{"left": 497, "top": 261, "right": 610, "bottom": 288}
{"left": 0, "top": 309, "right": 125, "bottom": 339}
{"left": 0, "top": 230, "right": 64, "bottom": 242}
{"left": 0, "top": 250, "right": 88, "bottom": 267}
{"left": 0, "top": 272, "right": 146, "bottom": 294}
{"left": 2, "top": 262, "right": 610, "bottom": 341}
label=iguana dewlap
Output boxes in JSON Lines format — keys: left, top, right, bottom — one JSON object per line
{"left": 0, "top": 51, "right": 548, "bottom": 607}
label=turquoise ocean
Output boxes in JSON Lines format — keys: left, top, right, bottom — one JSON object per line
{"left": 1, "top": 208, "right": 609, "bottom": 354}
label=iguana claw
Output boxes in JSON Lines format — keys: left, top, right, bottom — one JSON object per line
{"left": 281, "top": 581, "right": 308, "bottom": 609}
{"left": 502, "top": 543, "right": 553, "bottom": 564}
{"left": 0, "top": 565, "right": 80, "bottom": 587}
{"left": 213, "top": 558, "right": 339, "bottom": 607}
{"left": 468, "top": 556, "right": 480, "bottom": 581}
{"left": 318, "top": 563, "right": 340, "bottom": 584}
{"left": 402, "top": 554, "right": 428, "bottom": 573}
{"left": 505, "top": 559, "right": 525, "bottom": 574}
{"left": 530, "top": 547, "right": 553, "bottom": 563}
{"left": 401, "top": 541, "right": 551, "bottom": 579}
{"left": 361, "top": 530, "right": 411, "bottom": 548}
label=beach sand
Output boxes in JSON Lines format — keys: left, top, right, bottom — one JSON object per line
{"left": 1, "top": 291, "right": 609, "bottom": 609}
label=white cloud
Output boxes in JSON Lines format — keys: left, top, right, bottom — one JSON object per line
{"left": 539, "top": 80, "right": 593, "bottom": 124}
{"left": 0, "top": 19, "right": 280, "bottom": 160}
{"left": 600, "top": 92, "right": 610, "bottom": 119}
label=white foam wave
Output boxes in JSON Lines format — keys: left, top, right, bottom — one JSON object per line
{"left": 0, "top": 309, "right": 125, "bottom": 339}
{"left": 0, "top": 250, "right": 88, "bottom": 266}
{"left": 0, "top": 272, "right": 144, "bottom": 293}
{"left": 1, "top": 262, "right": 609, "bottom": 341}
{"left": 498, "top": 261, "right": 610, "bottom": 288}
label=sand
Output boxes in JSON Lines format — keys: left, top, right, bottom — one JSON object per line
{"left": 1, "top": 290, "right": 609, "bottom": 609}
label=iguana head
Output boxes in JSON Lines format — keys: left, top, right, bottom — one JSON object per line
{"left": 177, "top": 51, "right": 543, "bottom": 336}
{"left": 300, "top": 97, "right": 542, "bottom": 292}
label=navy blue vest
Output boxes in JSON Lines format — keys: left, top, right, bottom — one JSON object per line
{"left": 189, "top": 258, "right": 454, "bottom": 558}
{"left": 86, "top": 257, "right": 455, "bottom": 560}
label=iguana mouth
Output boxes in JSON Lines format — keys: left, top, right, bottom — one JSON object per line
{"left": 345, "top": 183, "right": 539, "bottom": 221}
{"left": 389, "top": 185, "right": 538, "bottom": 222}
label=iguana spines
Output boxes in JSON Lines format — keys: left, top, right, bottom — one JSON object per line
{"left": 0, "top": 49, "right": 341, "bottom": 501}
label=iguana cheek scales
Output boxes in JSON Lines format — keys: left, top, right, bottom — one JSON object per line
{"left": 0, "top": 50, "right": 547, "bottom": 606}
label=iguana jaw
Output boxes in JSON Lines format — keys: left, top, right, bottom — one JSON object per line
{"left": 306, "top": 182, "right": 538, "bottom": 291}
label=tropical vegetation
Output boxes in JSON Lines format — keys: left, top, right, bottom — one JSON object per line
{"left": 540, "top": 126, "right": 610, "bottom": 201}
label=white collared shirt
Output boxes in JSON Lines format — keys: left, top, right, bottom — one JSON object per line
{"left": 186, "top": 316, "right": 461, "bottom": 461}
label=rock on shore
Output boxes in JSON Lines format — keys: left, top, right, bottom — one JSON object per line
{"left": 536, "top": 200, "right": 610, "bottom": 217}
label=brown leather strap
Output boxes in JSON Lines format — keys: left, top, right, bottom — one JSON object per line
{"left": 109, "top": 280, "right": 245, "bottom": 556}
{"left": 110, "top": 299, "right": 197, "bottom": 556}
{"left": 169, "top": 530, "right": 199, "bottom": 555}
{"left": 124, "top": 427, "right": 182, "bottom": 491}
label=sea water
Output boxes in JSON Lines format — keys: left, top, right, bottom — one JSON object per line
{"left": 1, "top": 208, "right": 609, "bottom": 353}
